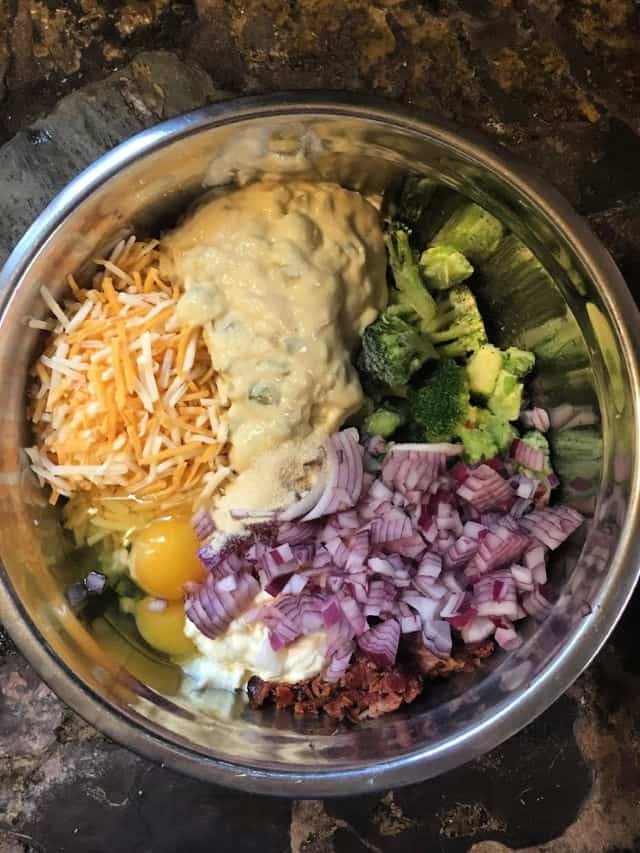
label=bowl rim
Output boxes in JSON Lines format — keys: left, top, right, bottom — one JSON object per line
{"left": 1, "top": 91, "right": 640, "bottom": 797}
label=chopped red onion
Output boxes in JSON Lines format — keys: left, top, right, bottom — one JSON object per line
{"left": 85, "top": 571, "right": 107, "bottom": 595}
{"left": 519, "top": 506, "right": 583, "bottom": 550}
{"left": 385, "top": 534, "right": 427, "bottom": 559}
{"left": 217, "top": 574, "right": 238, "bottom": 593}
{"left": 466, "top": 523, "right": 530, "bottom": 578}
{"left": 451, "top": 461, "right": 471, "bottom": 483}
{"left": 369, "top": 507, "right": 414, "bottom": 544}
{"left": 324, "top": 640, "right": 355, "bottom": 682}
{"left": 357, "top": 618, "right": 401, "bottom": 667}
{"left": 461, "top": 616, "right": 496, "bottom": 644}
{"left": 463, "top": 521, "right": 488, "bottom": 540}
{"left": 344, "top": 530, "right": 370, "bottom": 572}
{"left": 512, "top": 474, "right": 538, "bottom": 500}
{"left": 193, "top": 508, "right": 216, "bottom": 541}
{"left": 424, "top": 617, "right": 452, "bottom": 657}
{"left": 473, "top": 573, "right": 519, "bottom": 620}
{"left": 277, "top": 520, "right": 321, "bottom": 545}
{"left": 185, "top": 571, "right": 260, "bottom": 639}
{"left": 339, "top": 596, "right": 367, "bottom": 635}
{"left": 198, "top": 532, "right": 254, "bottom": 572}
{"left": 441, "top": 570, "right": 465, "bottom": 593}
{"left": 400, "top": 613, "right": 422, "bottom": 633}
{"left": 510, "top": 438, "right": 545, "bottom": 473}
{"left": 510, "top": 497, "right": 531, "bottom": 518}
{"left": 302, "top": 429, "right": 364, "bottom": 521}
{"left": 382, "top": 445, "right": 449, "bottom": 495}
{"left": 336, "top": 510, "right": 360, "bottom": 529}
{"left": 324, "top": 536, "right": 350, "bottom": 568}
{"left": 413, "top": 576, "right": 448, "bottom": 598}
{"left": 281, "top": 573, "right": 308, "bottom": 596}
{"left": 258, "top": 544, "right": 295, "bottom": 581}
{"left": 457, "top": 464, "right": 514, "bottom": 512}
{"left": 479, "top": 512, "right": 501, "bottom": 529}
{"left": 494, "top": 622, "right": 523, "bottom": 650}
{"left": 443, "top": 535, "right": 479, "bottom": 570}
{"left": 510, "top": 563, "right": 534, "bottom": 592}
{"left": 447, "top": 605, "right": 478, "bottom": 630}
{"left": 417, "top": 552, "right": 442, "bottom": 579}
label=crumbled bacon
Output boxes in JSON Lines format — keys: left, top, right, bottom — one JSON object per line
{"left": 410, "top": 636, "right": 495, "bottom": 679}
{"left": 248, "top": 655, "right": 423, "bottom": 721}
{"left": 247, "top": 639, "right": 494, "bottom": 721}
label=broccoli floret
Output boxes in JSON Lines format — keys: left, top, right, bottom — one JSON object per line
{"left": 425, "top": 285, "right": 487, "bottom": 358}
{"left": 458, "top": 408, "right": 518, "bottom": 463}
{"left": 487, "top": 369, "right": 523, "bottom": 421}
{"left": 409, "top": 360, "right": 470, "bottom": 443}
{"left": 429, "top": 202, "right": 504, "bottom": 264}
{"left": 467, "top": 344, "right": 503, "bottom": 398}
{"left": 550, "top": 427, "right": 603, "bottom": 482}
{"left": 358, "top": 310, "right": 436, "bottom": 388}
{"left": 419, "top": 245, "right": 474, "bottom": 290}
{"left": 385, "top": 228, "right": 438, "bottom": 328}
{"left": 481, "top": 409, "right": 519, "bottom": 453}
{"left": 383, "top": 175, "right": 437, "bottom": 231}
{"left": 503, "top": 347, "right": 536, "bottom": 378}
{"left": 364, "top": 404, "right": 405, "bottom": 439}
{"left": 458, "top": 425, "right": 499, "bottom": 464}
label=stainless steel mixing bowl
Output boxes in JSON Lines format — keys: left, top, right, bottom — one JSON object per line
{"left": 1, "top": 94, "right": 639, "bottom": 796}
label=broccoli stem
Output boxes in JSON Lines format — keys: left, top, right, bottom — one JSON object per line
{"left": 419, "top": 245, "right": 474, "bottom": 290}
{"left": 384, "top": 229, "right": 438, "bottom": 328}
{"left": 364, "top": 405, "right": 405, "bottom": 438}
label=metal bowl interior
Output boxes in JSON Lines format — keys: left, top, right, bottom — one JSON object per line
{"left": 0, "top": 94, "right": 639, "bottom": 796}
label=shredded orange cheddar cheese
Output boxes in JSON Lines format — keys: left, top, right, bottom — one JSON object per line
{"left": 26, "top": 237, "right": 232, "bottom": 536}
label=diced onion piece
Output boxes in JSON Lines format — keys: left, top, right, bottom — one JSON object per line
{"left": 357, "top": 618, "right": 401, "bottom": 668}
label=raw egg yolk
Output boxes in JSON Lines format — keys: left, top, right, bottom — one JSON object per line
{"left": 132, "top": 517, "right": 205, "bottom": 601}
{"left": 135, "top": 597, "right": 196, "bottom": 657}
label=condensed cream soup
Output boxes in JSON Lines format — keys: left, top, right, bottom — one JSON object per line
{"left": 162, "top": 180, "right": 387, "bottom": 532}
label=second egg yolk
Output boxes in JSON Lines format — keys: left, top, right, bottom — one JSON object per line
{"left": 131, "top": 516, "right": 205, "bottom": 601}
{"left": 135, "top": 597, "right": 196, "bottom": 657}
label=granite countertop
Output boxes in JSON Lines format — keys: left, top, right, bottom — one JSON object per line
{"left": 1, "top": 2, "right": 640, "bottom": 851}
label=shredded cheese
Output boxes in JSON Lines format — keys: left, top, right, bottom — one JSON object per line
{"left": 27, "top": 237, "right": 231, "bottom": 538}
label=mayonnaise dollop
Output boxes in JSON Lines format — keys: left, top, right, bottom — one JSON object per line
{"left": 183, "top": 596, "right": 328, "bottom": 691}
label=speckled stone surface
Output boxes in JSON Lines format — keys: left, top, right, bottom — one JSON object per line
{"left": 1, "top": 3, "right": 640, "bottom": 851}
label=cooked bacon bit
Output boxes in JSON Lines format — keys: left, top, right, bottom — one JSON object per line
{"left": 247, "top": 639, "right": 495, "bottom": 721}
{"left": 410, "top": 635, "right": 495, "bottom": 678}
{"left": 247, "top": 655, "right": 424, "bottom": 722}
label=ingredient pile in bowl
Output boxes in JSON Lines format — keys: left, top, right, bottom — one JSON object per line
{"left": 26, "top": 177, "right": 587, "bottom": 722}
